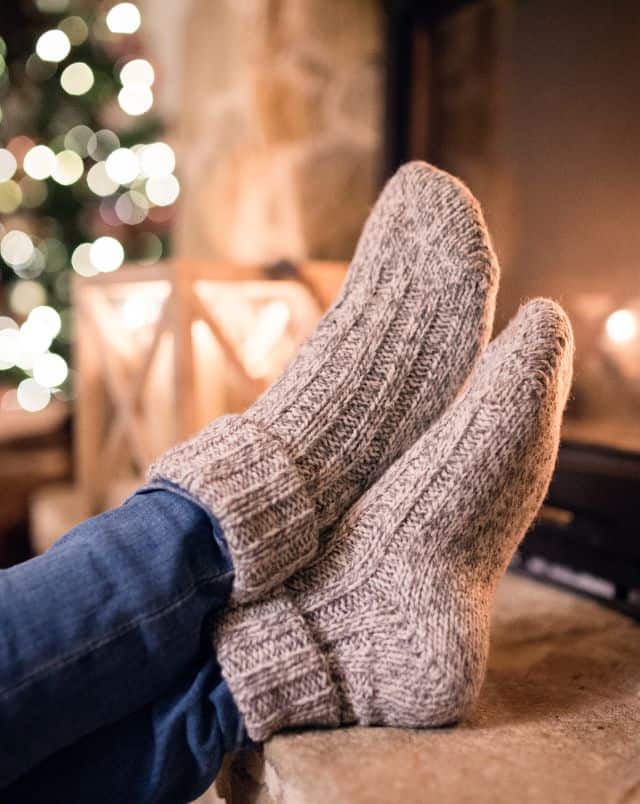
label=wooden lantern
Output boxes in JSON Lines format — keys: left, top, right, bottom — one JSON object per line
{"left": 73, "top": 258, "right": 347, "bottom": 513}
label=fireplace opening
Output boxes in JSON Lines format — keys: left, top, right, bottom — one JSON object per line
{"left": 383, "top": 0, "right": 640, "bottom": 615}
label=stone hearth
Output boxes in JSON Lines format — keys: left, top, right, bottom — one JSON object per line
{"left": 210, "top": 574, "right": 640, "bottom": 803}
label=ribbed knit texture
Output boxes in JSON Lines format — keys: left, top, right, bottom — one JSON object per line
{"left": 148, "top": 161, "right": 499, "bottom": 602}
{"left": 215, "top": 299, "right": 574, "bottom": 741}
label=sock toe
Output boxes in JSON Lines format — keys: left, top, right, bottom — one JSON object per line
{"left": 472, "top": 297, "right": 574, "bottom": 411}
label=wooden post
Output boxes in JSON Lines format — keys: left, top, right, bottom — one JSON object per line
{"left": 73, "top": 279, "right": 107, "bottom": 513}
{"left": 172, "top": 258, "right": 197, "bottom": 441}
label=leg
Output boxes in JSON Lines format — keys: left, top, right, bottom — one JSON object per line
{"left": 0, "top": 487, "right": 233, "bottom": 787}
{"left": 5, "top": 655, "right": 249, "bottom": 804}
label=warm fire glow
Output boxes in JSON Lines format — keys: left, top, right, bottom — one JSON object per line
{"left": 605, "top": 309, "right": 638, "bottom": 344}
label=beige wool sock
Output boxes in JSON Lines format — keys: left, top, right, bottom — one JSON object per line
{"left": 149, "top": 162, "right": 499, "bottom": 602}
{"left": 214, "top": 299, "right": 574, "bottom": 741}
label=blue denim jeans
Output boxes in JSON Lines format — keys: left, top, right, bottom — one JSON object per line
{"left": 0, "top": 486, "right": 250, "bottom": 803}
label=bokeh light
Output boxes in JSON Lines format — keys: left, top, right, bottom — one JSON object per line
{"left": 9, "top": 136, "right": 36, "bottom": 163}
{"left": 118, "top": 84, "right": 153, "bottom": 116}
{"left": 13, "top": 248, "right": 46, "bottom": 280}
{"left": 0, "top": 328, "right": 20, "bottom": 370}
{"left": 87, "top": 129, "right": 120, "bottom": 161}
{"left": 71, "top": 243, "right": 97, "bottom": 277}
{"left": 17, "top": 378, "right": 51, "bottom": 412}
{"left": 120, "top": 58, "right": 154, "bottom": 87}
{"left": 1, "top": 230, "right": 34, "bottom": 268}
{"left": 19, "top": 177, "right": 48, "bottom": 208}
{"left": 40, "top": 239, "right": 68, "bottom": 272}
{"left": 115, "top": 190, "right": 148, "bottom": 224}
{"left": 10, "top": 280, "right": 47, "bottom": 317}
{"left": 61, "top": 62, "right": 94, "bottom": 95}
{"left": 29, "top": 305, "right": 62, "bottom": 339}
{"left": 105, "top": 147, "right": 139, "bottom": 184}
{"left": 64, "top": 125, "right": 94, "bottom": 157}
{"left": 35, "top": 30, "right": 71, "bottom": 63}
{"left": 33, "top": 352, "right": 68, "bottom": 387}
{"left": 90, "top": 236, "right": 124, "bottom": 272}
{"left": 139, "top": 142, "right": 175, "bottom": 178}
{"left": 23, "top": 145, "right": 56, "bottom": 180}
{"left": 36, "top": 0, "right": 69, "bottom": 11}
{"left": 87, "top": 161, "right": 119, "bottom": 196}
{"left": 106, "top": 3, "right": 141, "bottom": 35}
{"left": 138, "top": 232, "right": 163, "bottom": 264}
{"left": 0, "top": 148, "right": 17, "bottom": 181}
{"left": 19, "top": 318, "right": 52, "bottom": 354}
{"left": 51, "top": 150, "right": 84, "bottom": 185}
{"left": 0, "top": 181, "right": 22, "bottom": 214}
{"left": 58, "top": 16, "right": 89, "bottom": 45}
{"left": 146, "top": 174, "right": 180, "bottom": 206}
{"left": 606, "top": 309, "right": 638, "bottom": 344}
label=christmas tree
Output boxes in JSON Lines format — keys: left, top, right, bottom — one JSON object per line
{"left": 0, "top": 0, "right": 177, "bottom": 412}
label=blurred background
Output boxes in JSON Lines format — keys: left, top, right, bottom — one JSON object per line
{"left": 0, "top": 1, "right": 638, "bottom": 607}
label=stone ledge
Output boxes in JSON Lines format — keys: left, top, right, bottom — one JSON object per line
{"left": 215, "top": 574, "right": 640, "bottom": 804}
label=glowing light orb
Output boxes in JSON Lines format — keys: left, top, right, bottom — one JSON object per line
{"left": 87, "top": 129, "right": 120, "bottom": 161}
{"left": 35, "top": 30, "right": 71, "bottom": 63}
{"left": 105, "top": 147, "right": 139, "bottom": 184}
{"left": 52, "top": 150, "right": 84, "bottom": 185}
{"left": 17, "top": 378, "right": 51, "bottom": 412}
{"left": 87, "top": 161, "right": 119, "bottom": 196}
{"left": 33, "top": 352, "right": 68, "bottom": 387}
{"left": 71, "top": 243, "right": 97, "bottom": 277}
{"left": 28, "top": 305, "right": 61, "bottom": 339}
{"left": 9, "top": 281, "right": 46, "bottom": 316}
{"left": 139, "top": 142, "right": 175, "bottom": 178}
{"left": 145, "top": 174, "right": 180, "bottom": 206}
{"left": 0, "top": 148, "right": 17, "bottom": 181}
{"left": 90, "top": 236, "right": 124, "bottom": 272}
{"left": 118, "top": 84, "right": 153, "bottom": 116}
{"left": 61, "top": 62, "right": 94, "bottom": 95}
{"left": 23, "top": 145, "right": 56, "bottom": 180}
{"left": 0, "top": 329, "right": 20, "bottom": 369}
{"left": 1, "top": 230, "right": 34, "bottom": 267}
{"left": 19, "top": 319, "right": 53, "bottom": 354}
{"left": 120, "top": 58, "right": 154, "bottom": 87}
{"left": 115, "top": 190, "right": 148, "bottom": 224}
{"left": 0, "top": 181, "right": 22, "bottom": 214}
{"left": 106, "top": 3, "right": 141, "bottom": 34}
{"left": 605, "top": 309, "right": 638, "bottom": 345}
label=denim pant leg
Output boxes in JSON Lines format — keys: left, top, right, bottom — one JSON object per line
{"left": 0, "top": 487, "right": 239, "bottom": 788}
{"left": 5, "top": 655, "right": 248, "bottom": 804}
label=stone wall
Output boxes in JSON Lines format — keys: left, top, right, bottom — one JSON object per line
{"left": 142, "top": 0, "right": 383, "bottom": 263}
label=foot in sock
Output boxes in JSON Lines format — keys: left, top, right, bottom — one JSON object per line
{"left": 215, "top": 299, "right": 574, "bottom": 741}
{"left": 149, "top": 161, "right": 499, "bottom": 602}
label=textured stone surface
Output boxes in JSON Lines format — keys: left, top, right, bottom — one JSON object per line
{"left": 218, "top": 574, "right": 640, "bottom": 803}
{"left": 144, "top": 0, "right": 383, "bottom": 262}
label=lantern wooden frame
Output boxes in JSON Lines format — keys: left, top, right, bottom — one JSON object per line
{"left": 73, "top": 259, "right": 347, "bottom": 513}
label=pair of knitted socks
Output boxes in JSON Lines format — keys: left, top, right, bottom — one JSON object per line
{"left": 150, "top": 162, "right": 573, "bottom": 742}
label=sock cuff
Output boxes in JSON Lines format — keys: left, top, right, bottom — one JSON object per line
{"left": 147, "top": 414, "right": 317, "bottom": 602}
{"left": 215, "top": 590, "right": 341, "bottom": 742}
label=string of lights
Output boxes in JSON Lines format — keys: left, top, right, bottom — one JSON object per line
{"left": 0, "top": 0, "right": 178, "bottom": 413}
